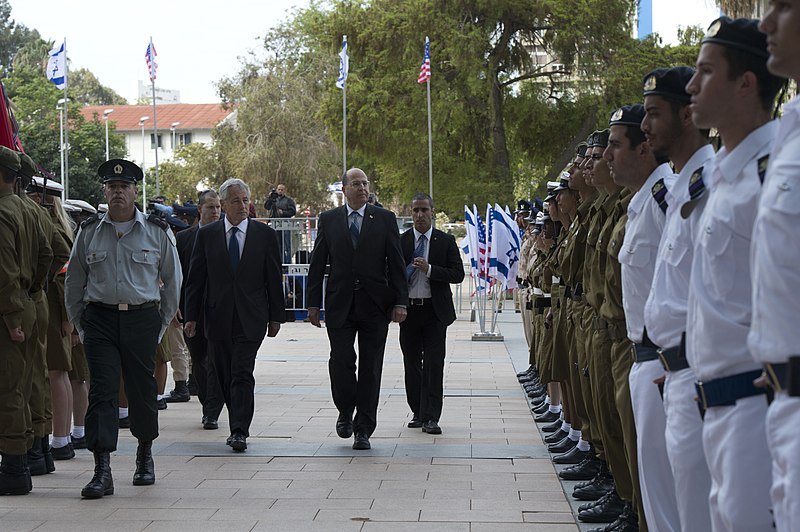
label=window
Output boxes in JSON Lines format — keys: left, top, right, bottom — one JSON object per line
{"left": 150, "top": 134, "right": 162, "bottom": 149}
{"left": 179, "top": 132, "right": 192, "bottom": 145}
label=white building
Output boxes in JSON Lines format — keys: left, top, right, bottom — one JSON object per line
{"left": 137, "top": 81, "right": 181, "bottom": 104}
{"left": 79, "top": 103, "right": 235, "bottom": 169}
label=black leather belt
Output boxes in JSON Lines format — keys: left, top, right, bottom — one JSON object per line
{"left": 695, "top": 370, "right": 766, "bottom": 409}
{"left": 408, "top": 298, "right": 431, "bottom": 306}
{"left": 90, "top": 302, "right": 158, "bottom": 311}
{"left": 534, "top": 298, "right": 551, "bottom": 309}
{"left": 763, "top": 358, "right": 800, "bottom": 396}
{"left": 633, "top": 343, "right": 659, "bottom": 362}
{"left": 658, "top": 345, "right": 690, "bottom": 372}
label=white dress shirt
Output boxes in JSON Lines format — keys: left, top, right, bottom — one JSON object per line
{"left": 619, "top": 163, "right": 675, "bottom": 343}
{"left": 686, "top": 120, "right": 778, "bottom": 381}
{"left": 644, "top": 144, "right": 716, "bottom": 349}
{"left": 224, "top": 216, "right": 248, "bottom": 260}
{"left": 408, "top": 227, "right": 433, "bottom": 299}
{"left": 749, "top": 97, "right": 800, "bottom": 364}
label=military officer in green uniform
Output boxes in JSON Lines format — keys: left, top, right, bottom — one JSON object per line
{"left": 0, "top": 147, "right": 52, "bottom": 496}
{"left": 65, "top": 159, "right": 181, "bottom": 499}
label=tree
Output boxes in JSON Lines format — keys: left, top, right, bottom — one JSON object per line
{"left": 69, "top": 68, "right": 128, "bottom": 106}
{"left": 0, "top": 0, "right": 40, "bottom": 76}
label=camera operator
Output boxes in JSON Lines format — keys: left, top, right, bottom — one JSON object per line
{"left": 264, "top": 184, "right": 296, "bottom": 264}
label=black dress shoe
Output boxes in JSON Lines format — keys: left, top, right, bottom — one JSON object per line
{"left": 407, "top": 415, "right": 423, "bottom": 428}
{"left": 226, "top": 435, "right": 233, "bottom": 446}
{"left": 548, "top": 436, "right": 578, "bottom": 454}
{"left": 518, "top": 374, "right": 537, "bottom": 383}
{"left": 336, "top": 412, "right": 354, "bottom": 438}
{"left": 132, "top": 441, "right": 155, "bottom": 485}
{"left": 532, "top": 402, "right": 550, "bottom": 415}
{"left": 230, "top": 432, "right": 247, "bottom": 452}
{"left": 588, "top": 503, "right": 639, "bottom": 532}
{"left": 52, "top": 444, "right": 75, "bottom": 461}
{"left": 534, "top": 410, "right": 560, "bottom": 423}
{"left": 71, "top": 435, "right": 87, "bottom": 450}
{"left": 573, "top": 474, "right": 615, "bottom": 501}
{"left": 541, "top": 419, "right": 562, "bottom": 433}
{"left": 119, "top": 416, "right": 130, "bottom": 429}
{"left": 157, "top": 398, "right": 168, "bottom": 411}
{"left": 517, "top": 366, "right": 535, "bottom": 378}
{"left": 81, "top": 452, "right": 113, "bottom": 499}
{"left": 579, "top": 491, "right": 612, "bottom": 513}
{"left": 544, "top": 428, "right": 568, "bottom": 443}
{"left": 421, "top": 420, "right": 442, "bottom": 434}
{"left": 203, "top": 417, "right": 219, "bottom": 430}
{"left": 527, "top": 388, "right": 546, "bottom": 398}
{"left": 578, "top": 491, "right": 625, "bottom": 523}
{"left": 352, "top": 432, "right": 370, "bottom": 450}
{"left": 530, "top": 393, "right": 547, "bottom": 406}
{"left": 26, "top": 444, "right": 47, "bottom": 476}
{"left": 560, "top": 457, "right": 602, "bottom": 480}
{"left": 553, "top": 445, "right": 591, "bottom": 465}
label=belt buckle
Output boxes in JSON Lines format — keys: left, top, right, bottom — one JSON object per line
{"left": 696, "top": 381, "right": 708, "bottom": 410}
{"left": 118, "top": 303, "right": 129, "bottom": 311}
{"left": 764, "top": 364, "right": 783, "bottom": 392}
{"left": 657, "top": 349, "right": 671, "bottom": 372}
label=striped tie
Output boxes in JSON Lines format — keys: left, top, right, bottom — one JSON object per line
{"left": 349, "top": 211, "right": 360, "bottom": 248}
{"left": 406, "top": 234, "right": 427, "bottom": 281}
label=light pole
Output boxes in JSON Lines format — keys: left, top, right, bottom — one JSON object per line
{"left": 103, "top": 108, "right": 114, "bottom": 161}
{"left": 170, "top": 122, "right": 180, "bottom": 156}
{"left": 140, "top": 116, "right": 149, "bottom": 206}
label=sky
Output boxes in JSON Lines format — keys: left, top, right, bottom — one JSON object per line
{"left": 9, "top": 0, "right": 311, "bottom": 103}
{"left": 10, "top": 0, "right": 722, "bottom": 105}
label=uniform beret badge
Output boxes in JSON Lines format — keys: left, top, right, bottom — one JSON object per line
{"left": 706, "top": 20, "right": 721, "bottom": 38}
{"left": 611, "top": 108, "right": 624, "bottom": 121}
{"left": 114, "top": 164, "right": 124, "bottom": 174}
{"left": 644, "top": 75, "right": 657, "bottom": 91}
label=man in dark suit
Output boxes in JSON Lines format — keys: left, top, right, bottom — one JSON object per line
{"left": 175, "top": 189, "right": 223, "bottom": 430}
{"left": 307, "top": 168, "right": 408, "bottom": 450}
{"left": 400, "top": 193, "right": 464, "bottom": 435}
{"left": 184, "top": 179, "right": 285, "bottom": 452}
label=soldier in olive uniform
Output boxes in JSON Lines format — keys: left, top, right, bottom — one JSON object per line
{"left": 65, "top": 159, "right": 181, "bottom": 499}
{"left": 0, "top": 147, "right": 53, "bottom": 495}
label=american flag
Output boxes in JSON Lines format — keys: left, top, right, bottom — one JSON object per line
{"left": 145, "top": 38, "right": 158, "bottom": 82}
{"left": 417, "top": 36, "right": 430, "bottom": 84}
{"left": 477, "top": 213, "right": 488, "bottom": 278}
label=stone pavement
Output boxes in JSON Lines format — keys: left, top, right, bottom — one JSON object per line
{"left": 0, "top": 309, "right": 581, "bottom": 531}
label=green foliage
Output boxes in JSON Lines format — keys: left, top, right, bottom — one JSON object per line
{"left": 0, "top": 0, "right": 40, "bottom": 75}
{"left": 69, "top": 68, "right": 128, "bottom": 106}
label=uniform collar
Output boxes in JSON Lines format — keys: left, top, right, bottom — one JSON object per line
{"left": 101, "top": 208, "right": 146, "bottom": 227}
{"left": 628, "top": 162, "right": 673, "bottom": 215}
{"left": 716, "top": 120, "right": 778, "bottom": 184}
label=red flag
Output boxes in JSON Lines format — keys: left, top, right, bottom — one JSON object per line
{"left": 0, "top": 81, "right": 23, "bottom": 151}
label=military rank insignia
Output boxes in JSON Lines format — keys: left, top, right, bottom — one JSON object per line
{"left": 758, "top": 154, "right": 770, "bottom": 184}
{"left": 651, "top": 178, "right": 669, "bottom": 214}
{"left": 681, "top": 167, "right": 706, "bottom": 219}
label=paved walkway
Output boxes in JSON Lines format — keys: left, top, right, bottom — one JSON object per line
{"left": 0, "top": 309, "right": 580, "bottom": 531}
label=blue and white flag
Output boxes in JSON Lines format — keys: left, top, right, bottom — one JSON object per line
{"left": 336, "top": 35, "right": 349, "bottom": 89}
{"left": 46, "top": 41, "right": 67, "bottom": 90}
{"left": 489, "top": 203, "right": 521, "bottom": 289}
{"left": 464, "top": 205, "right": 484, "bottom": 291}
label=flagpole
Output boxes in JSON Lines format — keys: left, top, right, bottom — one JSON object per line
{"left": 63, "top": 38, "right": 69, "bottom": 199}
{"left": 342, "top": 35, "right": 347, "bottom": 175}
{"left": 425, "top": 77, "right": 432, "bottom": 199}
{"left": 152, "top": 78, "right": 160, "bottom": 195}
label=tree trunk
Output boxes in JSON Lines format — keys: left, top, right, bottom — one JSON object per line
{"left": 490, "top": 74, "right": 511, "bottom": 182}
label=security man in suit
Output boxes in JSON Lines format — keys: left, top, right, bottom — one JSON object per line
{"left": 65, "top": 159, "right": 181, "bottom": 498}
{"left": 400, "top": 193, "right": 464, "bottom": 435}
{"left": 307, "top": 167, "right": 408, "bottom": 451}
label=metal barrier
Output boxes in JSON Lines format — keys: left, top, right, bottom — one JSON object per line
{"left": 256, "top": 216, "right": 470, "bottom": 320}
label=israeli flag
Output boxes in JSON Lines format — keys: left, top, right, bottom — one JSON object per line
{"left": 47, "top": 41, "right": 67, "bottom": 90}
{"left": 336, "top": 35, "right": 348, "bottom": 89}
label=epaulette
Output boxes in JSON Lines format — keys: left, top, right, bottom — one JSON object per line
{"left": 651, "top": 178, "right": 669, "bottom": 214}
{"left": 681, "top": 166, "right": 706, "bottom": 219}
{"left": 80, "top": 214, "right": 100, "bottom": 229}
{"left": 757, "top": 154, "right": 769, "bottom": 184}
{"left": 147, "top": 213, "right": 169, "bottom": 231}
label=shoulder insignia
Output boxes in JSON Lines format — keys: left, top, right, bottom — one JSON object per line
{"left": 80, "top": 214, "right": 100, "bottom": 229}
{"left": 147, "top": 214, "right": 169, "bottom": 231}
{"left": 681, "top": 167, "right": 707, "bottom": 220}
{"left": 651, "top": 178, "right": 669, "bottom": 214}
{"left": 757, "top": 154, "right": 769, "bottom": 184}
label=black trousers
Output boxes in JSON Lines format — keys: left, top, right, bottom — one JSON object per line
{"left": 326, "top": 290, "right": 390, "bottom": 437}
{"left": 207, "top": 310, "right": 259, "bottom": 437}
{"left": 184, "top": 327, "right": 223, "bottom": 421}
{"left": 399, "top": 302, "right": 447, "bottom": 422}
{"left": 82, "top": 304, "right": 160, "bottom": 452}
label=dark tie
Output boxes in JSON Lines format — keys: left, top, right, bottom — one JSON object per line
{"left": 406, "top": 234, "right": 427, "bottom": 281}
{"left": 229, "top": 226, "right": 240, "bottom": 273}
{"left": 349, "top": 211, "right": 361, "bottom": 248}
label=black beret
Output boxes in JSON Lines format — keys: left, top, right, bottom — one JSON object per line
{"left": 98, "top": 159, "right": 143, "bottom": 184}
{"left": 514, "top": 199, "right": 532, "bottom": 213}
{"left": 576, "top": 142, "right": 589, "bottom": 157}
{"left": 609, "top": 104, "right": 646, "bottom": 127}
{"left": 588, "top": 129, "right": 610, "bottom": 148}
{"left": 643, "top": 66, "right": 695, "bottom": 103}
{"left": 702, "top": 17, "right": 769, "bottom": 59}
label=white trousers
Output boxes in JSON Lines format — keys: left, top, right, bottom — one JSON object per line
{"left": 766, "top": 392, "right": 800, "bottom": 532}
{"left": 663, "top": 368, "right": 712, "bottom": 532}
{"left": 629, "top": 359, "right": 680, "bottom": 532}
{"left": 703, "top": 394, "right": 773, "bottom": 532}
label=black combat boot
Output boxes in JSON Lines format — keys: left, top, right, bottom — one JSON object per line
{"left": 41, "top": 436, "right": 56, "bottom": 471}
{"left": 26, "top": 441, "right": 47, "bottom": 476}
{"left": 81, "top": 452, "right": 114, "bottom": 498}
{"left": 132, "top": 441, "right": 155, "bottom": 485}
{"left": 0, "top": 453, "right": 31, "bottom": 496}
{"left": 165, "top": 380, "right": 190, "bottom": 403}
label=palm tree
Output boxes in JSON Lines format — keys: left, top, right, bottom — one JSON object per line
{"left": 715, "top": 0, "right": 765, "bottom": 17}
